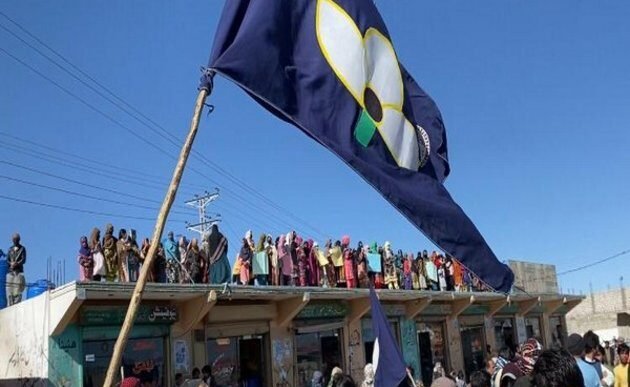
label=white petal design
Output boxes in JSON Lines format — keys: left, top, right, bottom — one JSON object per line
{"left": 316, "top": 0, "right": 366, "bottom": 105}
{"left": 364, "top": 28, "right": 403, "bottom": 110}
{"left": 378, "top": 108, "right": 420, "bottom": 170}
{"left": 372, "top": 337, "right": 380, "bottom": 373}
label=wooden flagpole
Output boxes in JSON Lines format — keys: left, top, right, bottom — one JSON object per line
{"left": 103, "top": 88, "right": 209, "bottom": 387}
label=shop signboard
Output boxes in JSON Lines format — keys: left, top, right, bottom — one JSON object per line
{"left": 80, "top": 305, "right": 178, "bottom": 325}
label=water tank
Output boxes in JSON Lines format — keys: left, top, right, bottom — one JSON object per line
{"left": 0, "top": 258, "right": 7, "bottom": 309}
{"left": 26, "top": 279, "right": 54, "bottom": 299}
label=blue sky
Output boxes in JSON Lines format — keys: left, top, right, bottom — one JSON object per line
{"left": 1, "top": 1, "right": 628, "bottom": 294}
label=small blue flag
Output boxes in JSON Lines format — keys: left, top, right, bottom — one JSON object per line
{"left": 369, "top": 286, "right": 407, "bottom": 386}
{"left": 203, "top": 0, "right": 514, "bottom": 292}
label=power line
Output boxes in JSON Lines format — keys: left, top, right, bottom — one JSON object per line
{"left": 0, "top": 174, "right": 193, "bottom": 217}
{"left": 0, "top": 194, "right": 186, "bottom": 222}
{"left": 0, "top": 16, "right": 332, "bottom": 240}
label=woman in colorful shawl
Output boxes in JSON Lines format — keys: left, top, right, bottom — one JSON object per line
{"left": 239, "top": 237, "right": 252, "bottom": 285}
{"left": 116, "top": 229, "right": 131, "bottom": 282}
{"left": 425, "top": 251, "right": 439, "bottom": 290}
{"left": 403, "top": 254, "right": 413, "bottom": 290}
{"left": 383, "top": 242, "right": 398, "bottom": 289}
{"left": 452, "top": 258, "right": 464, "bottom": 291}
{"left": 368, "top": 242, "right": 383, "bottom": 288}
{"left": 278, "top": 234, "right": 292, "bottom": 286}
{"left": 330, "top": 240, "right": 344, "bottom": 287}
{"left": 206, "top": 224, "right": 231, "bottom": 284}
{"left": 313, "top": 242, "right": 329, "bottom": 287}
{"left": 417, "top": 252, "right": 428, "bottom": 290}
{"left": 306, "top": 239, "right": 318, "bottom": 286}
{"left": 155, "top": 243, "right": 167, "bottom": 283}
{"left": 89, "top": 228, "right": 105, "bottom": 282}
{"left": 296, "top": 237, "right": 308, "bottom": 287}
{"left": 411, "top": 252, "right": 420, "bottom": 290}
{"left": 288, "top": 231, "right": 299, "bottom": 284}
{"left": 140, "top": 238, "right": 155, "bottom": 282}
{"left": 324, "top": 240, "right": 336, "bottom": 285}
{"left": 77, "top": 236, "right": 93, "bottom": 281}
{"left": 163, "top": 231, "right": 180, "bottom": 284}
{"left": 102, "top": 223, "right": 118, "bottom": 282}
{"left": 267, "top": 235, "right": 279, "bottom": 286}
{"left": 444, "top": 256, "right": 455, "bottom": 291}
{"left": 179, "top": 236, "right": 191, "bottom": 283}
{"left": 185, "top": 238, "right": 203, "bottom": 283}
{"left": 341, "top": 236, "right": 356, "bottom": 288}
{"left": 126, "top": 230, "right": 141, "bottom": 282}
{"left": 253, "top": 234, "right": 268, "bottom": 286}
{"left": 356, "top": 242, "right": 369, "bottom": 288}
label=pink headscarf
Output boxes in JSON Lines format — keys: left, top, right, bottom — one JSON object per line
{"left": 341, "top": 235, "right": 350, "bottom": 246}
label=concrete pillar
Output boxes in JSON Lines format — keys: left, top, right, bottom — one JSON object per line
{"left": 344, "top": 319, "right": 365, "bottom": 383}
{"left": 400, "top": 317, "right": 421, "bottom": 381}
{"left": 269, "top": 324, "right": 294, "bottom": 387}
{"left": 541, "top": 314, "right": 553, "bottom": 348}
{"left": 484, "top": 316, "right": 496, "bottom": 354}
{"left": 446, "top": 318, "right": 464, "bottom": 374}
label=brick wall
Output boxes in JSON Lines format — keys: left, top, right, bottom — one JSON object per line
{"left": 566, "top": 287, "right": 629, "bottom": 337}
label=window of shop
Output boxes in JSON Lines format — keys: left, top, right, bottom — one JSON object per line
{"left": 549, "top": 316, "right": 565, "bottom": 348}
{"left": 525, "top": 317, "right": 542, "bottom": 341}
{"left": 83, "top": 336, "right": 166, "bottom": 387}
{"left": 295, "top": 329, "right": 343, "bottom": 387}
{"left": 417, "top": 322, "right": 448, "bottom": 387}
{"left": 494, "top": 317, "right": 517, "bottom": 352}
{"left": 362, "top": 319, "right": 400, "bottom": 365}
{"left": 206, "top": 335, "right": 267, "bottom": 387}
{"left": 461, "top": 325, "right": 486, "bottom": 380}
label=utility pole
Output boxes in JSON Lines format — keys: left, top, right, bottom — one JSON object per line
{"left": 185, "top": 189, "right": 221, "bottom": 238}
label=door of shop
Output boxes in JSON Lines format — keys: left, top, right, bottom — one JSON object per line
{"left": 418, "top": 332, "right": 433, "bottom": 387}
{"left": 461, "top": 325, "right": 486, "bottom": 380}
{"left": 207, "top": 335, "right": 267, "bottom": 387}
{"left": 296, "top": 330, "right": 343, "bottom": 387}
{"left": 83, "top": 336, "right": 166, "bottom": 387}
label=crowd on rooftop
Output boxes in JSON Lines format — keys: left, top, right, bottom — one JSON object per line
{"left": 68, "top": 223, "right": 497, "bottom": 293}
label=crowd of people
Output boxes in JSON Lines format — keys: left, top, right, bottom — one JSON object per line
{"left": 74, "top": 225, "right": 495, "bottom": 293}
{"left": 420, "top": 330, "right": 629, "bottom": 387}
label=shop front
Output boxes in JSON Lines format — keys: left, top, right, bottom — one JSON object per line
{"left": 79, "top": 304, "right": 177, "bottom": 387}
{"left": 493, "top": 317, "right": 517, "bottom": 352}
{"left": 416, "top": 320, "right": 448, "bottom": 387}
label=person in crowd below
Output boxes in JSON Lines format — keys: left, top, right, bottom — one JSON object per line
{"left": 485, "top": 358, "right": 495, "bottom": 379}
{"left": 268, "top": 235, "right": 280, "bottom": 286}
{"left": 567, "top": 333, "right": 601, "bottom": 387}
{"left": 328, "top": 367, "right": 343, "bottom": 387}
{"left": 500, "top": 338, "right": 542, "bottom": 387}
{"left": 77, "top": 236, "right": 93, "bottom": 281}
{"left": 184, "top": 367, "right": 203, "bottom": 387}
{"left": 334, "top": 375, "right": 356, "bottom": 387}
{"left": 312, "top": 370, "right": 324, "bottom": 387}
{"left": 102, "top": 223, "right": 118, "bottom": 281}
{"left": 361, "top": 363, "right": 374, "bottom": 387}
{"left": 174, "top": 373, "right": 184, "bottom": 386}
{"left": 469, "top": 370, "right": 491, "bottom": 387}
{"left": 201, "top": 364, "right": 214, "bottom": 387}
{"left": 120, "top": 376, "right": 142, "bottom": 387}
{"left": 596, "top": 344, "right": 615, "bottom": 386}
{"left": 205, "top": 224, "right": 231, "bottom": 285}
{"left": 186, "top": 238, "right": 204, "bottom": 283}
{"left": 6, "top": 233, "right": 27, "bottom": 306}
{"left": 525, "top": 348, "right": 585, "bottom": 387}
{"left": 583, "top": 330, "right": 604, "bottom": 382}
{"left": 163, "top": 231, "right": 180, "bottom": 284}
{"left": 116, "top": 229, "right": 131, "bottom": 282}
{"left": 493, "top": 346, "right": 515, "bottom": 386}
{"left": 179, "top": 236, "right": 191, "bottom": 283}
{"left": 614, "top": 343, "right": 629, "bottom": 387}
{"left": 341, "top": 236, "right": 356, "bottom": 288}
{"left": 89, "top": 228, "right": 105, "bottom": 282}
{"left": 604, "top": 341, "right": 616, "bottom": 367}
{"left": 431, "top": 376, "right": 456, "bottom": 387}
{"left": 383, "top": 241, "right": 399, "bottom": 289}
{"left": 239, "top": 237, "right": 253, "bottom": 285}
{"left": 330, "top": 240, "right": 344, "bottom": 287}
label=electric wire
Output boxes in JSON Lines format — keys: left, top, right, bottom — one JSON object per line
{"left": 0, "top": 194, "right": 186, "bottom": 222}
{"left": 0, "top": 15, "right": 332, "bottom": 240}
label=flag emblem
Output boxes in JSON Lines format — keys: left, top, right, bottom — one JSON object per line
{"left": 316, "top": 0, "right": 430, "bottom": 170}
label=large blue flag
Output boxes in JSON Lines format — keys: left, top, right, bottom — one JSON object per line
{"left": 369, "top": 286, "right": 407, "bottom": 386}
{"left": 203, "top": 0, "right": 514, "bottom": 292}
